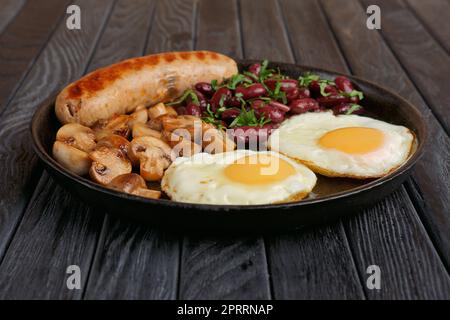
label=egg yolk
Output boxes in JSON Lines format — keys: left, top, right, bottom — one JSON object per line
{"left": 318, "top": 127, "right": 384, "bottom": 154}
{"left": 224, "top": 154, "right": 296, "bottom": 185}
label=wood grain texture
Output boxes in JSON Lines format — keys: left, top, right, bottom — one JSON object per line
{"left": 79, "top": 0, "right": 181, "bottom": 300}
{"left": 0, "top": 0, "right": 69, "bottom": 111}
{"left": 406, "top": 0, "right": 450, "bottom": 53}
{"left": 321, "top": 0, "right": 450, "bottom": 269}
{"left": 0, "top": 0, "right": 26, "bottom": 34}
{"left": 0, "top": 0, "right": 115, "bottom": 298}
{"left": 346, "top": 188, "right": 450, "bottom": 299}
{"left": 0, "top": 173, "right": 103, "bottom": 299}
{"left": 361, "top": 0, "right": 450, "bottom": 132}
{"left": 242, "top": 0, "right": 365, "bottom": 300}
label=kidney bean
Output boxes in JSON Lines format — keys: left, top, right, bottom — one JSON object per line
{"left": 286, "top": 87, "right": 300, "bottom": 102}
{"left": 289, "top": 98, "right": 320, "bottom": 114}
{"left": 332, "top": 103, "right": 364, "bottom": 115}
{"left": 195, "top": 82, "right": 214, "bottom": 97}
{"left": 335, "top": 76, "right": 354, "bottom": 93}
{"left": 235, "top": 83, "right": 267, "bottom": 99}
{"left": 316, "top": 95, "right": 350, "bottom": 107}
{"left": 309, "top": 80, "right": 321, "bottom": 93}
{"left": 250, "top": 99, "right": 266, "bottom": 110}
{"left": 228, "top": 96, "right": 242, "bottom": 108}
{"left": 221, "top": 108, "right": 241, "bottom": 123}
{"left": 268, "top": 100, "right": 290, "bottom": 112}
{"left": 349, "top": 96, "right": 360, "bottom": 104}
{"left": 229, "top": 125, "right": 273, "bottom": 146}
{"left": 248, "top": 63, "right": 261, "bottom": 76}
{"left": 257, "top": 106, "right": 285, "bottom": 123}
{"left": 210, "top": 87, "right": 232, "bottom": 111}
{"left": 186, "top": 103, "right": 202, "bottom": 117}
{"left": 298, "top": 86, "right": 311, "bottom": 98}
{"left": 265, "top": 79, "right": 298, "bottom": 91}
{"left": 186, "top": 90, "right": 208, "bottom": 109}
{"left": 324, "top": 85, "right": 338, "bottom": 95}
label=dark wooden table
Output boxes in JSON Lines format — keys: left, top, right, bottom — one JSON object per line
{"left": 0, "top": 0, "right": 448, "bottom": 300}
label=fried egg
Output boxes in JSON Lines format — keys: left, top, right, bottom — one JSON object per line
{"left": 161, "top": 150, "right": 317, "bottom": 205}
{"left": 269, "top": 112, "right": 414, "bottom": 179}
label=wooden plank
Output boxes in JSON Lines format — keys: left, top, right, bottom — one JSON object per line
{"left": 361, "top": 0, "right": 450, "bottom": 132}
{"left": 0, "top": 0, "right": 70, "bottom": 112}
{"left": 0, "top": 0, "right": 26, "bottom": 34}
{"left": 320, "top": 0, "right": 450, "bottom": 298}
{"left": 0, "top": 0, "right": 116, "bottom": 299}
{"left": 322, "top": 0, "right": 450, "bottom": 269}
{"left": 176, "top": 0, "right": 272, "bottom": 300}
{"left": 241, "top": 0, "right": 365, "bottom": 299}
{"left": 406, "top": 0, "right": 450, "bottom": 53}
{"left": 81, "top": 0, "right": 181, "bottom": 300}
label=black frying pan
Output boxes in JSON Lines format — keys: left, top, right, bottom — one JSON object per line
{"left": 30, "top": 61, "right": 427, "bottom": 231}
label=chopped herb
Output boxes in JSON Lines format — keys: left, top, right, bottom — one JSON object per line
{"left": 229, "top": 106, "right": 271, "bottom": 128}
{"left": 166, "top": 89, "right": 199, "bottom": 106}
{"left": 298, "top": 73, "right": 320, "bottom": 87}
{"left": 211, "top": 79, "right": 218, "bottom": 91}
{"left": 345, "top": 104, "right": 363, "bottom": 115}
{"left": 344, "top": 89, "right": 364, "bottom": 100}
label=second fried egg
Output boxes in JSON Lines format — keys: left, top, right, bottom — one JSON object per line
{"left": 268, "top": 112, "right": 414, "bottom": 179}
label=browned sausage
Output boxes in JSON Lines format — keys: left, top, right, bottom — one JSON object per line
{"left": 55, "top": 51, "right": 238, "bottom": 126}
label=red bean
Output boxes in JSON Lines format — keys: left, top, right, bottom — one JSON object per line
{"left": 289, "top": 98, "right": 320, "bottom": 114}
{"left": 349, "top": 96, "right": 360, "bottom": 104}
{"left": 210, "top": 87, "right": 232, "bottom": 111}
{"left": 235, "top": 84, "right": 267, "bottom": 99}
{"left": 269, "top": 101, "right": 290, "bottom": 112}
{"left": 186, "top": 103, "right": 202, "bottom": 117}
{"left": 265, "top": 79, "right": 298, "bottom": 91}
{"left": 324, "top": 85, "right": 338, "bottom": 95}
{"left": 195, "top": 82, "right": 214, "bottom": 97}
{"left": 221, "top": 108, "right": 241, "bottom": 122}
{"left": 250, "top": 99, "right": 266, "bottom": 110}
{"left": 335, "top": 76, "right": 354, "bottom": 93}
{"left": 298, "top": 86, "right": 311, "bottom": 98}
{"left": 316, "top": 95, "right": 349, "bottom": 107}
{"left": 257, "top": 106, "right": 285, "bottom": 123}
{"left": 285, "top": 87, "right": 300, "bottom": 102}
{"left": 228, "top": 96, "right": 241, "bottom": 108}
{"left": 248, "top": 63, "right": 261, "bottom": 76}
{"left": 332, "top": 103, "right": 364, "bottom": 115}
{"left": 309, "top": 80, "right": 321, "bottom": 93}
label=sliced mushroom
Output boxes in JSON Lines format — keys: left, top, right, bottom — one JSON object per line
{"left": 53, "top": 141, "right": 92, "bottom": 175}
{"left": 128, "top": 108, "right": 148, "bottom": 128}
{"left": 89, "top": 146, "right": 132, "bottom": 185}
{"left": 52, "top": 123, "right": 96, "bottom": 175}
{"left": 93, "top": 114, "right": 131, "bottom": 140}
{"left": 96, "top": 134, "right": 130, "bottom": 158}
{"left": 129, "top": 136, "right": 174, "bottom": 181}
{"left": 106, "top": 173, "right": 161, "bottom": 199}
{"left": 55, "top": 123, "right": 96, "bottom": 152}
{"left": 161, "top": 115, "right": 200, "bottom": 133}
{"left": 165, "top": 105, "right": 178, "bottom": 117}
{"left": 148, "top": 102, "right": 169, "bottom": 120}
{"left": 162, "top": 130, "right": 202, "bottom": 157}
{"left": 132, "top": 123, "right": 162, "bottom": 139}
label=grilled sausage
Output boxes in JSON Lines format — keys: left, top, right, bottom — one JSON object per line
{"left": 55, "top": 51, "right": 238, "bottom": 126}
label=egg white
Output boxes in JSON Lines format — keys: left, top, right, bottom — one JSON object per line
{"left": 161, "top": 150, "right": 317, "bottom": 205}
{"left": 268, "top": 112, "right": 414, "bottom": 179}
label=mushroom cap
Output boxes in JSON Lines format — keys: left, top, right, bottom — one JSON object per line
{"left": 96, "top": 134, "right": 130, "bottom": 158}
{"left": 132, "top": 123, "right": 162, "bottom": 139}
{"left": 106, "top": 173, "right": 147, "bottom": 193}
{"left": 56, "top": 123, "right": 96, "bottom": 152}
{"left": 89, "top": 146, "right": 132, "bottom": 185}
{"left": 93, "top": 114, "right": 131, "bottom": 140}
{"left": 53, "top": 141, "right": 91, "bottom": 175}
{"left": 107, "top": 173, "right": 161, "bottom": 199}
{"left": 128, "top": 108, "right": 148, "bottom": 128}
